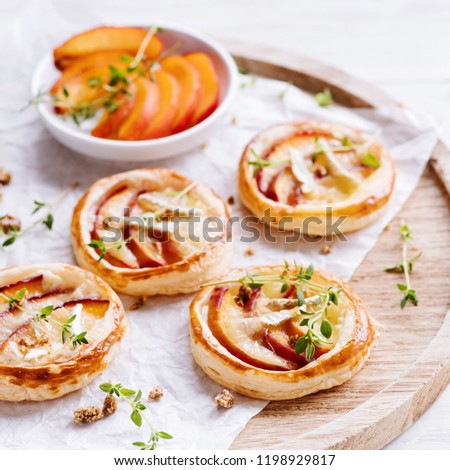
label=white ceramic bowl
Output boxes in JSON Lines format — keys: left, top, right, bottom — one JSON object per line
{"left": 31, "top": 23, "right": 238, "bottom": 162}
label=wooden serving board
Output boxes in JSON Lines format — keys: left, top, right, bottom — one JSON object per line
{"left": 223, "top": 41, "right": 450, "bottom": 450}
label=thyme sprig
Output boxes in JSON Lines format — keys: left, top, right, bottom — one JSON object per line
{"left": 1, "top": 183, "right": 78, "bottom": 247}
{"left": 203, "top": 262, "right": 341, "bottom": 359}
{"left": 29, "top": 26, "right": 165, "bottom": 125}
{"left": 248, "top": 149, "right": 272, "bottom": 177}
{"left": 0, "top": 291, "right": 88, "bottom": 349}
{"left": 315, "top": 88, "right": 333, "bottom": 106}
{"left": 99, "top": 382, "right": 172, "bottom": 450}
{"left": 386, "top": 224, "right": 420, "bottom": 309}
{"left": 88, "top": 237, "right": 131, "bottom": 263}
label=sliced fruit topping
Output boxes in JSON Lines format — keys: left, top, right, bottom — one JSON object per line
{"left": 91, "top": 91, "right": 137, "bottom": 139}
{"left": 62, "top": 298, "right": 110, "bottom": 320}
{"left": 0, "top": 275, "right": 44, "bottom": 302}
{"left": 117, "top": 78, "right": 160, "bottom": 140}
{"left": 54, "top": 26, "right": 163, "bottom": 70}
{"left": 208, "top": 287, "right": 297, "bottom": 371}
{"left": 141, "top": 70, "right": 180, "bottom": 139}
{"left": 184, "top": 52, "right": 220, "bottom": 125}
{"left": 160, "top": 56, "right": 200, "bottom": 133}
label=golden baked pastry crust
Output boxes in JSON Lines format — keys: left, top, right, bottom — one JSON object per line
{"left": 190, "top": 264, "right": 375, "bottom": 400}
{"left": 238, "top": 121, "right": 396, "bottom": 235}
{"left": 0, "top": 263, "right": 126, "bottom": 401}
{"left": 71, "top": 168, "right": 233, "bottom": 296}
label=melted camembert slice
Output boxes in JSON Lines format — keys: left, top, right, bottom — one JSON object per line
{"left": 255, "top": 128, "right": 380, "bottom": 205}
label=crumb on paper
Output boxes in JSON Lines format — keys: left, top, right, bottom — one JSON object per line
{"left": 102, "top": 394, "right": 117, "bottom": 416}
{"left": 0, "top": 214, "right": 21, "bottom": 234}
{"left": 0, "top": 168, "right": 11, "bottom": 185}
{"left": 321, "top": 244, "right": 332, "bottom": 255}
{"left": 148, "top": 385, "right": 164, "bottom": 400}
{"left": 384, "top": 224, "right": 391, "bottom": 231}
{"left": 227, "top": 195, "right": 235, "bottom": 205}
{"left": 215, "top": 389, "right": 235, "bottom": 409}
{"left": 130, "top": 296, "right": 147, "bottom": 311}
{"left": 231, "top": 116, "right": 237, "bottom": 125}
{"left": 200, "top": 142, "right": 208, "bottom": 150}
{"left": 73, "top": 406, "right": 103, "bottom": 424}
{"left": 244, "top": 248, "right": 255, "bottom": 256}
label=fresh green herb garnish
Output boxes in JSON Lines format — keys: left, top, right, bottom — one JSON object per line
{"left": 0, "top": 290, "right": 88, "bottom": 350}
{"left": 7, "top": 287, "right": 26, "bottom": 306}
{"left": 203, "top": 262, "right": 340, "bottom": 360}
{"left": 34, "top": 304, "right": 54, "bottom": 322}
{"left": 341, "top": 136, "right": 353, "bottom": 147}
{"left": 1, "top": 184, "right": 77, "bottom": 248}
{"left": 100, "top": 382, "right": 172, "bottom": 450}
{"left": 386, "top": 224, "right": 420, "bottom": 309}
{"left": 248, "top": 149, "right": 272, "bottom": 177}
{"left": 361, "top": 152, "right": 381, "bottom": 169}
{"left": 278, "top": 82, "right": 292, "bottom": 100}
{"left": 315, "top": 88, "right": 333, "bottom": 107}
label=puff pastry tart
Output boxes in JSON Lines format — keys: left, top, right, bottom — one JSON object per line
{"left": 190, "top": 263, "right": 375, "bottom": 400}
{"left": 72, "top": 169, "right": 232, "bottom": 296}
{"left": 0, "top": 263, "right": 126, "bottom": 401}
{"left": 238, "top": 121, "right": 396, "bottom": 235}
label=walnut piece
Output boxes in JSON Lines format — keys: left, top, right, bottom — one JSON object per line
{"left": 215, "top": 389, "right": 235, "bottom": 409}
{"left": 102, "top": 394, "right": 117, "bottom": 416}
{"left": 0, "top": 214, "right": 21, "bottom": 234}
{"left": 129, "top": 296, "right": 147, "bottom": 311}
{"left": 73, "top": 406, "right": 103, "bottom": 423}
{"left": 234, "top": 285, "right": 252, "bottom": 307}
{"left": 321, "top": 244, "right": 332, "bottom": 255}
{"left": 148, "top": 385, "right": 164, "bottom": 400}
{"left": 0, "top": 168, "right": 11, "bottom": 185}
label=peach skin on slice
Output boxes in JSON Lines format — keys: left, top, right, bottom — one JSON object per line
{"left": 50, "top": 51, "right": 131, "bottom": 96}
{"left": 160, "top": 56, "right": 200, "bottom": 134}
{"left": 51, "top": 64, "right": 117, "bottom": 113}
{"left": 184, "top": 52, "right": 220, "bottom": 125}
{"left": 92, "top": 82, "right": 137, "bottom": 139}
{"left": 54, "top": 26, "right": 163, "bottom": 70}
{"left": 117, "top": 78, "right": 160, "bottom": 141}
{"left": 141, "top": 70, "right": 180, "bottom": 139}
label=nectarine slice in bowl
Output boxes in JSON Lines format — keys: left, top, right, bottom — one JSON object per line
{"left": 190, "top": 263, "right": 375, "bottom": 400}
{"left": 32, "top": 23, "right": 238, "bottom": 161}
{"left": 53, "top": 26, "right": 163, "bottom": 70}
{"left": 160, "top": 56, "right": 200, "bottom": 134}
{"left": 141, "top": 70, "right": 180, "bottom": 139}
{"left": 0, "top": 263, "right": 126, "bottom": 401}
{"left": 185, "top": 52, "right": 220, "bottom": 125}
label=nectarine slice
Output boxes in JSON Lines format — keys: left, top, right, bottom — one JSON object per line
{"left": 51, "top": 64, "right": 115, "bottom": 112}
{"left": 54, "top": 26, "right": 163, "bottom": 70}
{"left": 51, "top": 51, "right": 131, "bottom": 96}
{"left": 140, "top": 70, "right": 180, "bottom": 139}
{"left": 92, "top": 82, "right": 137, "bottom": 139}
{"left": 0, "top": 275, "right": 44, "bottom": 301}
{"left": 207, "top": 287, "right": 296, "bottom": 371}
{"left": 184, "top": 52, "right": 220, "bottom": 125}
{"left": 160, "top": 56, "right": 200, "bottom": 133}
{"left": 117, "top": 78, "right": 160, "bottom": 141}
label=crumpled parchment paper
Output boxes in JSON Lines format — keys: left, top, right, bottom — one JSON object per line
{"left": 0, "top": 1, "right": 438, "bottom": 449}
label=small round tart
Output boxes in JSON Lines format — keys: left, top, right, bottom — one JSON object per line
{"left": 0, "top": 263, "right": 126, "bottom": 401}
{"left": 190, "top": 263, "right": 375, "bottom": 400}
{"left": 238, "top": 121, "right": 396, "bottom": 235}
{"left": 72, "top": 169, "right": 233, "bottom": 296}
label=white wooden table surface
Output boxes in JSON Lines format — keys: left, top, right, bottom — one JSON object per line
{"left": 1, "top": 0, "right": 449, "bottom": 450}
